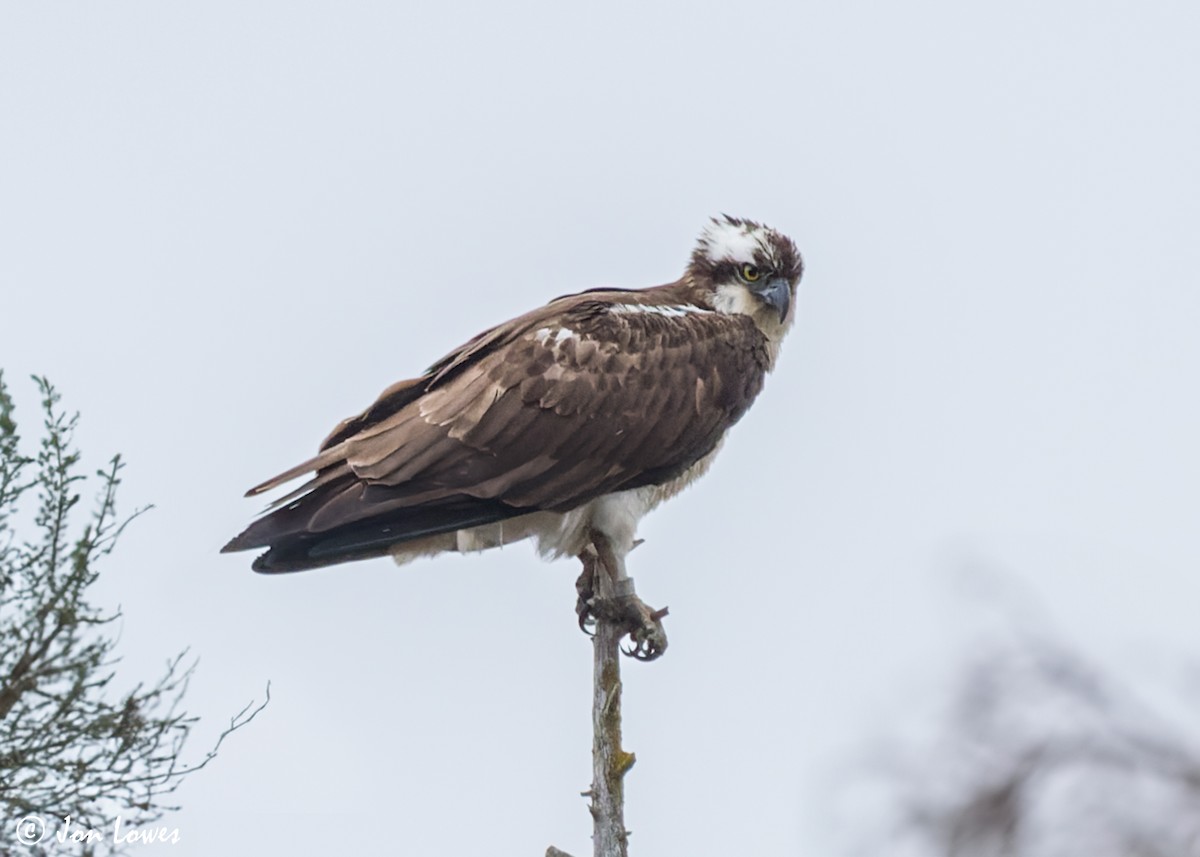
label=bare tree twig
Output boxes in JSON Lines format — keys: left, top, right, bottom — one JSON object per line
{"left": 0, "top": 373, "right": 267, "bottom": 855}
{"left": 589, "top": 613, "right": 634, "bottom": 857}
{"left": 547, "top": 556, "right": 638, "bottom": 857}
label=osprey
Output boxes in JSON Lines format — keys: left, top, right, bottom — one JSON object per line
{"left": 224, "top": 216, "right": 803, "bottom": 658}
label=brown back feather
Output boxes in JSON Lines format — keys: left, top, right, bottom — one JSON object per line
{"left": 224, "top": 280, "right": 772, "bottom": 569}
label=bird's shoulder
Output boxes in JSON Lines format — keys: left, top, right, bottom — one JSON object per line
{"left": 488, "top": 284, "right": 769, "bottom": 367}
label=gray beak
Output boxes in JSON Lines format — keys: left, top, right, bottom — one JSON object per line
{"left": 754, "top": 277, "right": 792, "bottom": 323}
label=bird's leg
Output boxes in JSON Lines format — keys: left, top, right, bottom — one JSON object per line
{"left": 575, "top": 546, "right": 601, "bottom": 633}
{"left": 580, "top": 529, "right": 669, "bottom": 661}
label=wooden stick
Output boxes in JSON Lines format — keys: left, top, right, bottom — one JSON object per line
{"left": 590, "top": 607, "right": 635, "bottom": 857}
{"left": 547, "top": 554, "right": 636, "bottom": 857}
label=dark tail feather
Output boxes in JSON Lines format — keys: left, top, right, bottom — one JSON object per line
{"left": 222, "top": 494, "right": 526, "bottom": 574}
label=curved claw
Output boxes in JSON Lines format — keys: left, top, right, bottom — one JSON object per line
{"left": 577, "top": 600, "right": 597, "bottom": 636}
{"left": 574, "top": 558, "right": 599, "bottom": 637}
{"left": 574, "top": 546, "right": 669, "bottom": 659}
{"left": 621, "top": 641, "right": 660, "bottom": 660}
{"left": 621, "top": 618, "right": 668, "bottom": 661}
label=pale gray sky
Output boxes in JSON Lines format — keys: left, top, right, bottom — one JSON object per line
{"left": 3, "top": 1, "right": 1199, "bottom": 854}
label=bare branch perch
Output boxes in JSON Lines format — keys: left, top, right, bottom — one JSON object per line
{"left": 548, "top": 554, "right": 639, "bottom": 857}
{"left": 589, "top": 614, "right": 635, "bottom": 856}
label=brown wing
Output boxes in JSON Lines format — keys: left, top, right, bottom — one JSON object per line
{"left": 223, "top": 292, "right": 770, "bottom": 572}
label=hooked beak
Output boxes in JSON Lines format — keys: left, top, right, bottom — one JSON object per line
{"left": 753, "top": 277, "right": 792, "bottom": 323}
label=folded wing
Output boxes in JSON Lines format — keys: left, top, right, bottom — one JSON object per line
{"left": 223, "top": 292, "right": 769, "bottom": 572}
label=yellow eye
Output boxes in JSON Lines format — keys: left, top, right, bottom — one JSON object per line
{"left": 740, "top": 263, "right": 761, "bottom": 282}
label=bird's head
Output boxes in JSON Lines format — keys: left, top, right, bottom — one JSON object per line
{"left": 687, "top": 215, "right": 804, "bottom": 340}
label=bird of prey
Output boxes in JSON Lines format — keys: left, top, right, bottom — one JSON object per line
{"left": 224, "top": 215, "right": 803, "bottom": 658}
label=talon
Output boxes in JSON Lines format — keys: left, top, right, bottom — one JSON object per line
{"left": 622, "top": 618, "right": 668, "bottom": 661}
{"left": 596, "top": 593, "right": 669, "bottom": 662}
{"left": 577, "top": 600, "right": 597, "bottom": 635}
{"left": 575, "top": 557, "right": 599, "bottom": 635}
{"left": 575, "top": 535, "right": 668, "bottom": 660}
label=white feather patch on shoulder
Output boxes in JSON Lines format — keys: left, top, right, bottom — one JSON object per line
{"left": 701, "top": 219, "right": 762, "bottom": 264}
{"left": 534, "top": 326, "right": 578, "bottom": 346}
{"left": 609, "top": 304, "right": 712, "bottom": 318}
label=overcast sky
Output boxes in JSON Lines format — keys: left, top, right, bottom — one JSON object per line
{"left": 3, "top": 1, "right": 1199, "bottom": 854}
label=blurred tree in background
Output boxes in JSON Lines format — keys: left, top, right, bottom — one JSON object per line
{"left": 0, "top": 373, "right": 266, "bottom": 856}
{"left": 844, "top": 620, "right": 1200, "bottom": 857}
